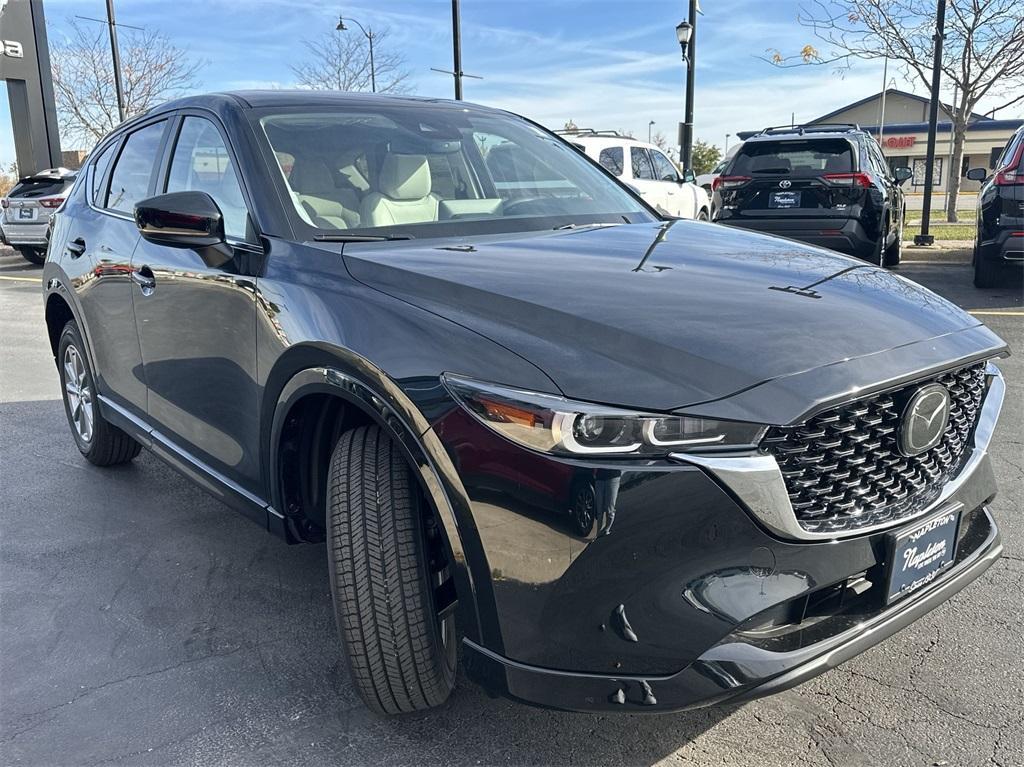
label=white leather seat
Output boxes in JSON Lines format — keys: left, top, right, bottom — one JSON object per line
{"left": 360, "top": 155, "right": 440, "bottom": 228}
{"left": 289, "top": 158, "right": 361, "bottom": 229}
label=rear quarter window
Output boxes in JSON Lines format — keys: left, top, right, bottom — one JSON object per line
{"left": 731, "top": 139, "right": 854, "bottom": 176}
{"left": 598, "top": 147, "right": 624, "bottom": 176}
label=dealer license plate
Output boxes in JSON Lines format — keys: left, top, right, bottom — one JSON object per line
{"left": 769, "top": 191, "right": 801, "bottom": 209}
{"left": 885, "top": 507, "right": 960, "bottom": 604}
{"left": 18, "top": 207, "right": 35, "bottom": 220}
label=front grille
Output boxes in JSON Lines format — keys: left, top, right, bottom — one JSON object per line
{"left": 762, "top": 363, "right": 988, "bottom": 534}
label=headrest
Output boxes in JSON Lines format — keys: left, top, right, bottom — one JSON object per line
{"left": 379, "top": 154, "right": 431, "bottom": 200}
{"left": 290, "top": 158, "right": 334, "bottom": 193}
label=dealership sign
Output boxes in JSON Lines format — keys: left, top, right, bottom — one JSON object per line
{"left": 3, "top": 40, "right": 25, "bottom": 58}
{"left": 881, "top": 135, "right": 916, "bottom": 149}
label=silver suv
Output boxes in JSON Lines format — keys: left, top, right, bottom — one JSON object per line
{"left": 1, "top": 168, "right": 76, "bottom": 264}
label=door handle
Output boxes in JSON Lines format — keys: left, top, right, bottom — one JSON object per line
{"left": 66, "top": 238, "right": 86, "bottom": 258}
{"left": 131, "top": 265, "right": 156, "bottom": 296}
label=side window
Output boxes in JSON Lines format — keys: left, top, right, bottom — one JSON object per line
{"left": 89, "top": 142, "right": 117, "bottom": 205}
{"left": 650, "top": 150, "right": 679, "bottom": 182}
{"left": 166, "top": 117, "right": 249, "bottom": 240}
{"left": 105, "top": 121, "right": 166, "bottom": 213}
{"left": 631, "top": 147, "right": 656, "bottom": 180}
{"left": 598, "top": 147, "right": 624, "bottom": 176}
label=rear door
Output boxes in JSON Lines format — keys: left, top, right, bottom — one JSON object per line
{"left": 130, "top": 113, "right": 263, "bottom": 495}
{"left": 723, "top": 138, "right": 862, "bottom": 222}
{"left": 73, "top": 120, "right": 170, "bottom": 418}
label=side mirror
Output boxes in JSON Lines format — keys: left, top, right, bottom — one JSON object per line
{"left": 965, "top": 167, "right": 988, "bottom": 182}
{"left": 894, "top": 167, "right": 913, "bottom": 184}
{"left": 135, "top": 191, "right": 230, "bottom": 267}
{"left": 682, "top": 169, "right": 696, "bottom": 184}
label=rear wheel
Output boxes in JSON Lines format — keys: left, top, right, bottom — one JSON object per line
{"left": 326, "top": 425, "right": 456, "bottom": 715}
{"left": 17, "top": 247, "right": 45, "bottom": 265}
{"left": 973, "top": 253, "right": 1004, "bottom": 288}
{"left": 883, "top": 221, "right": 902, "bottom": 267}
{"left": 57, "top": 321, "right": 142, "bottom": 465}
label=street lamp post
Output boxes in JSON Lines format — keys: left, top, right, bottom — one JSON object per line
{"left": 675, "top": 4, "right": 696, "bottom": 173}
{"left": 648, "top": 120, "right": 655, "bottom": 143}
{"left": 337, "top": 15, "right": 376, "bottom": 93}
{"left": 914, "top": 0, "right": 947, "bottom": 246}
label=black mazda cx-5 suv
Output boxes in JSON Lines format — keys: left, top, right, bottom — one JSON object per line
{"left": 43, "top": 92, "right": 1007, "bottom": 715}
{"left": 713, "top": 124, "right": 911, "bottom": 265}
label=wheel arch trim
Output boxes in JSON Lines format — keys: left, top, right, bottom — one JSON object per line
{"left": 267, "top": 352, "right": 494, "bottom": 649}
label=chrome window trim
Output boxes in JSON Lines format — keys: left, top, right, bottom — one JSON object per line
{"left": 671, "top": 362, "right": 1005, "bottom": 541}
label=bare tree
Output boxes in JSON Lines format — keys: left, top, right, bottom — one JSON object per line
{"left": 51, "top": 19, "right": 203, "bottom": 149}
{"left": 650, "top": 132, "right": 678, "bottom": 162}
{"left": 766, "top": 0, "right": 1024, "bottom": 221}
{"left": 291, "top": 28, "right": 411, "bottom": 93}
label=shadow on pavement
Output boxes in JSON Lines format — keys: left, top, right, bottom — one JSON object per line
{"left": 1, "top": 399, "right": 734, "bottom": 766}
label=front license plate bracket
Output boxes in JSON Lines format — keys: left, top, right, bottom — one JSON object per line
{"left": 885, "top": 505, "right": 961, "bottom": 605}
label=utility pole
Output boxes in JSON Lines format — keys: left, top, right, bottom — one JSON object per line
{"left": 431, "top": 1, "right": 481, "bottom": 99}
{"left": 452, "top": 0, "right": 463, "bottom": 99}
{"left": 914, "top": 0, "right": 946, "bottom": 246}
{"left": 105, "top": 0, "right": 126, "bottom": 121}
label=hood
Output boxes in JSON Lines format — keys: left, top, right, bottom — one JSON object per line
{"left": 342, "top": 221, "right": 987, "bottom": 413}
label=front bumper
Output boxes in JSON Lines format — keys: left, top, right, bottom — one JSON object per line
{"left": 441, "top": 365, "right": 1005, "bottom": 713}
{"left": 464, "top": 506, "right": 1000, "bottom": 712}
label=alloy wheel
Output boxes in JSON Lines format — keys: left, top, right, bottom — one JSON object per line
{"left": 63, "top": 344, "right": 94, "bottom": 443}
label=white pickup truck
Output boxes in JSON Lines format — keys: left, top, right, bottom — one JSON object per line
{"left": 560, "top": 131, "right": 711, "bottom": 221}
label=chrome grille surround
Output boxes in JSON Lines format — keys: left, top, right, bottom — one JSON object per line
{"left": 762, "top": 363, "right": 988, "bottom": 534}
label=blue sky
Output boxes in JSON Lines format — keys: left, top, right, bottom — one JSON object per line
{"left": 2, "top": 0, "right": 1021, "bottom": 168}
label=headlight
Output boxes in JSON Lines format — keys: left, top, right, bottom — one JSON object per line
{"left": 442, "top": 374, "right": 766, "bottom": 457}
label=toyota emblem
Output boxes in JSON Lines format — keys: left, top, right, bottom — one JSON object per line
{"left": 778, "top": 180, "right": 792, "bottom": 188}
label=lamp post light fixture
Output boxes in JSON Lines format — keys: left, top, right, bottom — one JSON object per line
{"left": 648, "top": 120, "right": 655, "bottom": 143}
{"left": 337, "top": 14, "right": 376, "bottom": 93}
{"left": 675, "top": 5, "right": 697, "bottom": 175}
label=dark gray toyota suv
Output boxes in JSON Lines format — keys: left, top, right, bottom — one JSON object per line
{"left": 43, "top": 92, "right": 1007, "bottom": 715}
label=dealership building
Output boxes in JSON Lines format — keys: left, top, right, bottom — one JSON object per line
{"left": 740, "top": 89, "right": 1023, "bottom": 193}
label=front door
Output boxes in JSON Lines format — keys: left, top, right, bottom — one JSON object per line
{"left": 650, "top": 149, "right": 694, "bottom": 219}
{"left": 130, "top": 115, "right": 262, "bottom": 494}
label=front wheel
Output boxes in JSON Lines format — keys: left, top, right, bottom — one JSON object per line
{"left": 696, "top": 208, "right": 710, "bottom": 222}
{"left": 17, "top": 247, "right": 45, "bottom": 265}
{"left": 326, "top": 425, "right": 456, "bottom": 715}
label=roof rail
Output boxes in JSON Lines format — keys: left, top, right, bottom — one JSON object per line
{"left": 553, "top": 128, "right": 630, "bottom": 138}
{"left": 755, "top": 123, "right": 861, "bottom": 136}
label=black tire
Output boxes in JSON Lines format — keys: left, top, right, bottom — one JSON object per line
{"left": 326, "top": 425, "right": 456, "bottom": 715}
{"left": 57, "top": 321, "right": 142, "bottom": 466}
{"left": 696, "top": 208, "right": 710, "bottom": 222}
{"left": 18, "top": 247, "right": 45, "bottom": 265}
{"left": 865, "top": 222, "right": 886, "bottom": 265}
{"left": 883, "top": 220, "right": 902, "bottom": 267}
{"left": 973, "top": 253, "right": 1004, "bottom": 288}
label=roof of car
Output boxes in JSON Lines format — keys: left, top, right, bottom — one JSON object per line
{"left": 568, "top": 134, "right": 659, "bottom": 151}
{"left": 152, "top": 90, "right": 504, "bottom": 113}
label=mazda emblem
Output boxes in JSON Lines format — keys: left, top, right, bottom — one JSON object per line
{"left": 778, "top": 180, "right": 792, "bottom": 188}
{"left": 898, "top": 384, "right": 951, "bottom": 456}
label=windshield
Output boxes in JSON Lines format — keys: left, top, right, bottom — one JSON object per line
{"left": 256, "top": 106, "right": 655, "bottom": 240}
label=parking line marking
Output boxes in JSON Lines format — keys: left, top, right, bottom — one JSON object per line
{"left": 0, "top": 275, "right": 42, "bottom": 283}
{"left": 968, "top": 310, "right": 1024, "bottom": 317}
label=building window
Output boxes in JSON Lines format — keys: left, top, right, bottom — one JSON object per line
{"left": 912, "top": 157, "right": 942, "bottom": 187}
{"left": 990, "top": 146, "right": 1004, "bottom": 168}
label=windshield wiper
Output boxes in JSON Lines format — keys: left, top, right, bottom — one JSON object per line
{"left": 552, "top": 222, "right": 619, "bottom": 231}
{"left": 751, "top": 168, "right": 791, "bottom": 174}
{"left": 313, "top": 233, "right": 415, "bottom": 242}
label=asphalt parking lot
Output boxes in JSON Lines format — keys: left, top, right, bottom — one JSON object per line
{"left": 1, "top": 243, "right": 1021, "bottom": 767}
